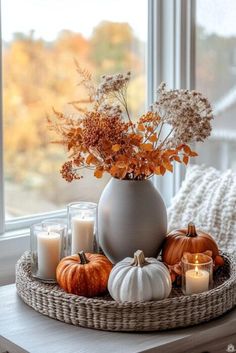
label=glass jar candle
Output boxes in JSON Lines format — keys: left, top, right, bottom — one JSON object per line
{"left": 181, "top": 253, "right": 213, "bottom": 295}
{"left": 41, "top": 219, "right": 68, "bottom": 256}
{"left": 67, "top": 202, "right": 97, "bottom": 255}
{"left": 30, "top": 220, "right": 67, "bottom": 282}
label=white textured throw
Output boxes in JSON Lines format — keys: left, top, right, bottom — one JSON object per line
{"left": 168, "top": 165, "right": 236, "bottom": 253}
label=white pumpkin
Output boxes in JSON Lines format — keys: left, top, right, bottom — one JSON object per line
{"left": 108, "top": 250, "right": 172, "bottom": 302}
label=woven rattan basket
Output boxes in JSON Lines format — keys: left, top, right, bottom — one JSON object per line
{"left": 16, "top": 251, "right": 236, "bottom": 332}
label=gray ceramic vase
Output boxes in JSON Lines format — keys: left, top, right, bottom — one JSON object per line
{"left": 97, "top": 178, "right": 167, "bottom": 263}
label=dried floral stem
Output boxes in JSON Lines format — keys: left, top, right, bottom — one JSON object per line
{"left": 159, "top": 127, "right": 174, "bottom": 148}
{"left": 143, "top": 123, "right": 159, "bottom": 143}
{"left": 111, "top": 90, "right": 135, "bottom": 133}
{"left": 158, "top": 122, "right": 164, "bottom": 139}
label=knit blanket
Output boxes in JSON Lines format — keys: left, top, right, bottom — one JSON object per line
{"left": 168, "top": 165, "right": 236, "bottom": 253}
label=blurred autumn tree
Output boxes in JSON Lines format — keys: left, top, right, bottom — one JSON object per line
{"left": 90, "top": 21, "right": 146, "bottom": 116}
{"left": 3, "top": 22, "right": 146, "bottom": 209}
{"left": 90, "top": 21, "right": 142, "bottom": 74}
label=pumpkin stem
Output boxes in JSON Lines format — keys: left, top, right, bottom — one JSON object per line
{"left": 187, "top": 222, "right": 198, "bottom": 237}
{"left": 131, "top": 250, "right": 148, "bottom": 267}
{"left": 78, "top": 251, "right": 89, "bottom": 264}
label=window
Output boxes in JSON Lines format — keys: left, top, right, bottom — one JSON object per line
{"left": 195, "top": 0, "right": 236, "bottom": 171}
{"left": 1, "top": 0, "right": 235, "bottom": 236}
{"left": 2, "top": 0, "right": 147, "bottom": 223}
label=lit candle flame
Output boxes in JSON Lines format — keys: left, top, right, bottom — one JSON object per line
{"left": 195, "top": 265, "right": 199, "bottom": 276}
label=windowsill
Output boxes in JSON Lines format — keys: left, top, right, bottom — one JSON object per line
{"left": 0, "top": 209, "right": 67, "bottom": 285}
{"left": 4, "top": 208, "right": 67, "bottom": 233}
{"left": 0, "top": 229, "right": 30, "bottom": 286}
{"left": 0, "top": 228, "right": 30, "bottom": 241}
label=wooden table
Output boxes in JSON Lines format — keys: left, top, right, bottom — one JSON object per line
{"left": 0, "top": 284, "right": 236, "bottom": 353}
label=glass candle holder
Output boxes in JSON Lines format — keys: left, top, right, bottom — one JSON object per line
{"left": 67, "top": 202, "right": 98, "bottom": 255}
{"left": 30, "top": 220, "right": 67, "bottom": 283}
{"left": 181, "top": 253, "right": 213, "bottom": 295}
{"left": 41, "top": 218, "right": 68, "bottom": 256}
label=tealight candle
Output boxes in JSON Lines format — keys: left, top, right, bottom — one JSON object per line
{"left": 182, "top": 253, "right": 213, "bottom": 295}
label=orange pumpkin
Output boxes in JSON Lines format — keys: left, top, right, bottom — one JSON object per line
{"left": 56, "top": 251, "right": 113, "bottom": 297}
{"left": 162, "top": 222, "right": 223, "bottom": 266}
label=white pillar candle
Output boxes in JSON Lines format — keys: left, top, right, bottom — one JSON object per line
{"left": 71, "top": 216, "right": 94, "bottom": 254}
{"left": 186, "top": 266, "right": 209, "bottom": 295}
{"left": 37, "top": 231, "right": 61, "bottom": 280}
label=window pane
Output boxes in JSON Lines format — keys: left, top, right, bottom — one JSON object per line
{"left": 2, "top": 0, "right": 147, "bottom": 219}
{"left": 196, "top": 0, "right": 236, "bottom": 171}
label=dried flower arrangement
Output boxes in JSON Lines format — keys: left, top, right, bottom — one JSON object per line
{"left": 48, "top": 64, "right": 213, "bottom": 181}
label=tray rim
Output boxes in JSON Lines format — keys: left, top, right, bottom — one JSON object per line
{"left": 17, "top": 251, "right": 235, "bottom": 304}
{"left": 15, "top": 251, "right": 236, "bottom": 331}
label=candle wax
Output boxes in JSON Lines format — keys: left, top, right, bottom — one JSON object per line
{"left": 185, "top": 268, "right": 209, "bottom": 295}
{"left": 71, "top": 216, "right": 94, "bottom": 254}
{"left": 37, "top": 231, "right": 61, "bottom": 280}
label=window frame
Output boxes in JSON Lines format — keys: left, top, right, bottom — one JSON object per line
{"left": 150, "top": 0, "right": 196, "bottom": 206}
{"left": 0, "top": 5, "right": 5, "bottom": 235}
{"left": 0, "top": 0, "right": 196, "bottom": 236}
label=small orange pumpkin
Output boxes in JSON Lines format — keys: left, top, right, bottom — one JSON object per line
{"left": 162, "top": 222, "right": 224, "bottom": 266}
{"left": 56, "top": 251, "right": 113, "bottom": 297}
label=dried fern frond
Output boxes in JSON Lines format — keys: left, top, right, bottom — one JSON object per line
{"left": 51, "top": 140, "right": 67, "bottom": 145}
{"left": 74, "top": 59, "right": 92, "bottom": 82}
{"left": 68, "top": 99, "right": 93, "bottom": 104}
{"left": 52, "top": 107, "right": 66, "bottom": 119}
{"left": 74, "top": 59, "right": 96, "bottom": 99}
{"left": 68, "top": 103, "right": 87, "bottom": 113}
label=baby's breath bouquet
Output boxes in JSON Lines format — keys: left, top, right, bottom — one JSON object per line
{"left": 49, "top": 63, "right": 213, "bottom": 181}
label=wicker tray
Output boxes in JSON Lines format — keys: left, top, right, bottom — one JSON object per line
{"left": 16, "top": 251, "right": 236, "bottom": 332}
